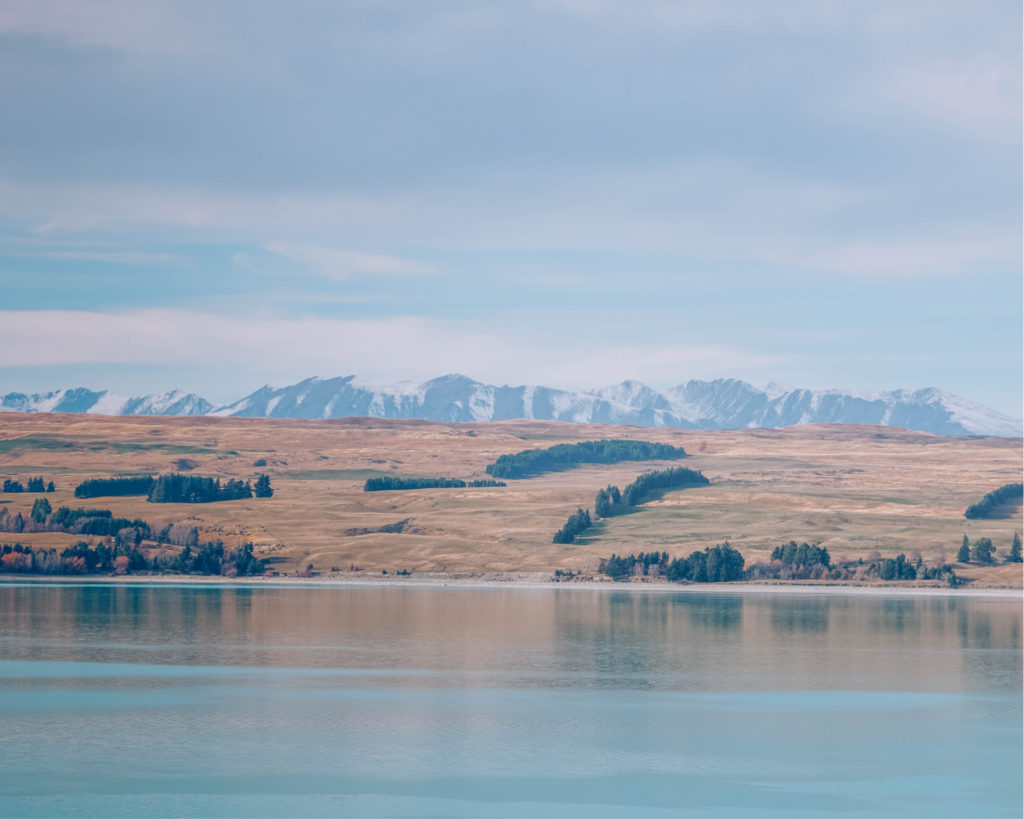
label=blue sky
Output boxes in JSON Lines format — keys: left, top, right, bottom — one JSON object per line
{"left": 0, "top": 1, "right": 1020, "bottom": 413}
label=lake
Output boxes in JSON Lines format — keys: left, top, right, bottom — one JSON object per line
{"left": 0, "top": 583, "right": 1020, "bottom": 818}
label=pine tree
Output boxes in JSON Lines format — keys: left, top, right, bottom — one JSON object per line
{"left": 970, "top": 537, "right": 995, "bottom": 564}
{"left": 30, "top": 497, "right": 52, "bottom": 523}
{"left": 46, "top": 481, "right": 55, "bottom": 493}
{"left": 1009, "top": 532, "right": 1022, "bottom": 564}
{"left": 957, "top": 535, "right": 970, "bottom": 563}
{"left": 254, "top": 474, "right": 273, "bottom": 498}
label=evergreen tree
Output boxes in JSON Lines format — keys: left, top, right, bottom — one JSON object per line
{"left": 30, "top": 497, "right": 52, "bottom": 523}
{"left": 1009, "top": 532, "right": 1022, "bottom": 564}
{"left": 552, "top": 507, "right": 592, "bottom": 544}
{"left": 486, "top": 439, "right": 689, "bottom": 479}
{"left": 957, "top": 535, "right": 970, "bottom": 563}
{"left": 254, "top": 474, "right": 274, "bottom": 498}
{"left": 970, "top": 537, "right": 995, "bottom": 564}
{"left": 46, "top": 481, "right": 55, "bottom": 493}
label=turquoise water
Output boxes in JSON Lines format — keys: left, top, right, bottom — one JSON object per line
{"left": 0, "top": 584, "right": 1020, "bottom": 818}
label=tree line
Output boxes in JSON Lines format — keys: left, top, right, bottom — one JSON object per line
{"left": 364, "top": 476, "right": 506, "bottom": 491}
{"left": 553, "top": 467, "right": 710, "bottom": 544}
{"left": 0, "top": 540, "right": 264, "bottom": 577}
{"left": 602, "top": 541, "right": 965, "bottom": 586}
{"left": 75, "top": 475, "right": 154, "bottom": 498}
{"left": 3, "top": 477, "right": 55, "bottom": 493}
{"left": 3, "top": 503, "right": 208, "bottom": 552}
{"left": 553, "top": 508, "right": 592, "bottom": 544}
{"left": 957, "top": 533, "right": 1021, "bottom": 564}
{"left": 486, "top": 439, "right": 689, "bottom": 479}
{"left": 620, "top": 467, "right": 709, "bottom": 505}
{"left": 964, "top": 483, "right": 1023, "bottom": 519}
{"left": 603, "top": 543, "right": 745, "bottom": 582}
{"left": 744, "top": 540, "right": 963, "bottom": 585}
{"left": 73, "top": 473, "right": 273, "bottom": 502}
{"left": 1, "top": 503, "right": 152, "bottom": 540}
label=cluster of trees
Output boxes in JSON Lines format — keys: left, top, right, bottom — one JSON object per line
{"left": 874, "top": 553, "right": 919, "bottom": 581}
{"left": 75, "top": 475, "right": 154, "bottom": 498}
{"left": 594, "top": 468, "right": 710, "bottom": 519}
{"left": 859, "top": 553, "right": 957, "bottom": 584}
{"left": 957, "top": 533, "right": 1021, "bottom": 564}
{"left": 363, "top": 476, "right": 506, "bottom": 491}
{"left": 170, "top": 542, "right": 265, "bottom": 576}
{"left": 6, "top": 477, "right": 56, "bottom": 493}
{"left": 0, "top": 539, "right": 264, "bottom": 577}
{"left": 486, "top": 439, "right": 688, "bottom": 479}
{"left": 73, "top": 473, "right": 273, "bottom": 502}
{"left": 0, "top": 504, "right": 152, "bottom": 540}
{"left": 964, "top": 483, "right": 1023, "bottom": 519}
{"left": 594, "top": 485, "right": 623, "bottom": 517}
{"left": 666, "top": 543, "right": 746, "bottom": 582}
{"left": 769, "top": 542, "right": 831, "bottom": 572}
{"left": 620, "top": 467, "right": 709, "bottom": 506}
{"left": 604, "top": 545, "right": 745, "bottom": 583}
{"left": 30, "top": 498, "right": 51, "bottom": 523}
{"left": 603, "top": 551, "right": 669, "bottom": 579}
{"left": 553, "top": 508, "right": 592, "bottom": 544}
{"left": 555, "top": 467, "right": 711, "bottom": 544}
{"left": 147, "top": 473, "right": 272, "bottom": 502}
{"left": 745, "top": 542, "right": 963, "bottom": 586}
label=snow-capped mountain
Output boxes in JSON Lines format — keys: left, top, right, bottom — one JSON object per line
{"left": 1, "top": 375, "right": 1020, "bottom": 437}
{"left": 0, "top": 388, "right": 212, "bottom": 417}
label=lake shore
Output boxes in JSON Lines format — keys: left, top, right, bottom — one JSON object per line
{"left": 1, "top": 572, "right": 1020, "bottom": 598}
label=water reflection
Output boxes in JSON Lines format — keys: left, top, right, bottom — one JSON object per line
{"left": 0, "top": 584, "right": 1019, "bottom": 695}
{"left": 0, "top": 583, "right": 1021, "bottom": 819}
{"left": 768, "top": 597, "right": 829, "bottom": 633}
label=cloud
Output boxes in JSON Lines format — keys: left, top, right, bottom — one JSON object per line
{"left": 757, "top": 230, "right": 1019, "bottom": 278}
{"left": 0, "top": 309, "right": 788, "bottom": 389}
{"left": 3, "top": 249, "right": 179, "bottom": 264}
{"left": 265, "top": 242, "right": 437, "bottom": 280}
{"left": 840, "top": 56, "right": 1023, "bottom": 143}
{"left": 0, "top": 0, "right": 193, "bottom": 55}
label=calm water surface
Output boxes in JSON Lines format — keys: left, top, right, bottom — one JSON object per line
{"left": 0, "top": 584, "right": 1020, "bottom": 818}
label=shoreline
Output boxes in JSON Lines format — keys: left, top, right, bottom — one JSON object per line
{"left": 1, "top": 572, "right": 1020, "bottom": 598}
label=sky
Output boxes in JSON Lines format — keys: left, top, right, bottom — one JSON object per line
{"left": 0, "top": 0, "right": 1020, "bottom": 414}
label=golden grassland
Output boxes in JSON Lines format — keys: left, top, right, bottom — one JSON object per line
{"left": 0, "top": 412, "right": 1020, "bottom": 587}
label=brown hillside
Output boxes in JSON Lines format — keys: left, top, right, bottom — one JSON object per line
{"left": 0, "top": 412, "right": 1020, "bottom": 586}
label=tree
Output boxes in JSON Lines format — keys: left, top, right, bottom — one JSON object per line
{"left": 970, "top": 537, "right": 995, "bottom": 564}
{"left": 30, "top": 497, "right": 51, "bottom": 524}
{"left": 46, "top": 481, "right": 55, "bottom": 493}
{"left": 254, "top": 474, "right": 274, "bottom": 498}
{"left": 553, "top": 507, "right": 592, "bottom": 544}
{"left": 957, "top": 535, "right": 970, "bottom": 563}
{"left": 1009, "top": 532, "right": 1022, "bottom": 564}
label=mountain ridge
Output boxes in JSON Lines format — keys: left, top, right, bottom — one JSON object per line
{"left": 0, "top": 375, "right": 1019, "bottom": 437}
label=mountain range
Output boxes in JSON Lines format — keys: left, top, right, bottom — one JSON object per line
{"left": 0, "top": 375, "right": 1019, "bottom": 437}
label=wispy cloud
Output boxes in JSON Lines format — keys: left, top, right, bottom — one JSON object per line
{"left": 2, "top": 249, "right": 179, "bottom": 264}
{"left": 757, "top": 230, "right": 1019, "bottom": 278}
{"left": 0, "top": 309, "right": 788, "bottom": 389}
{"left": 266, "top": 242, "right": 438, "bottom": 281}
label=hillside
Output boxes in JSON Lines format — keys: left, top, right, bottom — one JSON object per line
{"left": 0, "top": 412, "right": 1020, "bottom": 586}
{"left": 1, "top": 375, "right": 1020, "bottom": 437}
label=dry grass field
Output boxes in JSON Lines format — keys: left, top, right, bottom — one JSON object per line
{"left": 0, "top": 412, "right": 1020, "bottom": 587}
